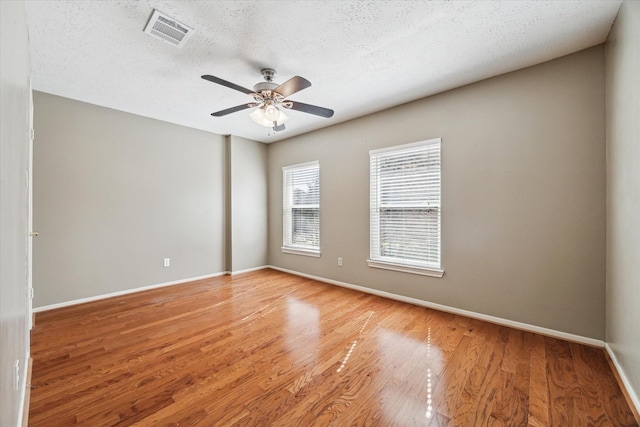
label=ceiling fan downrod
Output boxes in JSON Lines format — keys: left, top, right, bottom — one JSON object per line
{"left": 260, "top": 68, "right": 276, "bottom": 82}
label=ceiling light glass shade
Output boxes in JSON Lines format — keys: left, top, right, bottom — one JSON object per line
{"left": 250, "top": 106, "right": 289, "bottom": 127}
{"left": 264, "top": 104, "right": 279, "bottom": 121}
{"left": 275, "top": 109, "right": 289, "bottom": 125}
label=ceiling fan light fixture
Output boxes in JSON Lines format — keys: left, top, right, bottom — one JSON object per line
{"left": 277, "top": 109, "right": 289, "bottom": 125}
{"left": 264, "top": 104, "right": 279, "bottom": 121}
{"left": 250, "top": 106, "right": 289, "bottom": 127}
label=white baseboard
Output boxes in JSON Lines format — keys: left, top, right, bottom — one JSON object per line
{"left": 33, "top": 271, "right": 230, "bottom": 312}
{"left": 605, "top": 343, "right": 640, "bottom": 416}
{"left": 230, "top": 265, "right": 269, "bottom": 276}
{"left": 267, "top": 265, "right": 605, "bottom": 348}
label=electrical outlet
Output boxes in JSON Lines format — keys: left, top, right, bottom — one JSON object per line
{"left": 163, "top": 258, "right": 170, "bottom": 267}
{"left": 338, "top": 257, "right": 343, "bottom": 267}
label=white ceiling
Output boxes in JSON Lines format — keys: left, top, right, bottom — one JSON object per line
{"left": 25, "top": 0, "right": 621, "bottom": 143}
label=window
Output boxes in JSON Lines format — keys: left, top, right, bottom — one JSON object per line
{"left": 282, "top": 161, "right": 320, "bottom": 257}
{"left": 368, "top": 138, "right": 443, "bottom": 277}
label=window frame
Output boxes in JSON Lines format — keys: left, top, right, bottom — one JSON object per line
{"left": 368, "top": 138, "right": 443, "bottom": 277}
{"left": 282, "top": 161, "right": 321, "bottom": 258}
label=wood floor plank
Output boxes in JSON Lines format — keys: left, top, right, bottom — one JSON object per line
{"left": 448, "top": 321, "right": 498, "bottom": 426}
{"left": 579, "top": 342, "right": 639, "bottom": 426}
{"left": 528, "top": 333, "right": 550, "bottom": 426}
{"left": 545, "top": 337, "right": 588, "bottom": 426}
{"left": 509, "top": 329, "right": 532, "bottom": 425}
{"left": 569, "top": 342, "right": 611, "bottom": 426}
{"left": 29, "top": 269, "right": 638, "bottom": 426}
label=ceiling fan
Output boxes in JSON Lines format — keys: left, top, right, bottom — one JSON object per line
{"left": 201, "top": 68, "right": 334, "bottom": 132}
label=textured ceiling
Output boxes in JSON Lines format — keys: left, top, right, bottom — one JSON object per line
{"left": 25, "top": 0, "right": 621, "bottom": 143}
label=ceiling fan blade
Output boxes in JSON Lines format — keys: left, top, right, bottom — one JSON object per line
{"left": 211, "top": 103, "right": 257, "bottom": 117}
{"left": 274, "top": 76, "right": 311, "bottom": 98}
{"left": 202, "top": 75, "right": 254, "bottom": 95}
{"left": 285, "top": 101, "right": 334, "bottom": 118}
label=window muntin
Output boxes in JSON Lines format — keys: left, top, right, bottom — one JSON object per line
{"left": 282, "top": 161, "right": 320, "bottom": 256}
{"left": 369, "top": 139, "right": 442, "bottom": 276}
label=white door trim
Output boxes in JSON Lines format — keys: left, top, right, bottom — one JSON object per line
{"left": 27, "top": 80, "right": 34, "bottom": 330}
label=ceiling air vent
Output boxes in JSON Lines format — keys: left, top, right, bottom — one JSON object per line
{"left": 143, "top": 9, "right": 194, "bottom": 48}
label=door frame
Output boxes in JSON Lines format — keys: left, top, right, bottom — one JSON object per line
{"left": 27, "top": 80, "right": 34, "bottom": 330}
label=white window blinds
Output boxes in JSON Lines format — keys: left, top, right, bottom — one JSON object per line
{"left": 369, "top": 138, "right": 442, "bottom": 276}
{"left": 282, "top": 161, "right": 320, "bottom": 256}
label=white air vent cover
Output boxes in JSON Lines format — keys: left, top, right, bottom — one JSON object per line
{"left": 143, "top": 9, "right": 194, "bottom": 48}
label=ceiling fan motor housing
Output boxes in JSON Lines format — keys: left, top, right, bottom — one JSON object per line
{"left": 253, "top": 81, "right": 279, "bottom": 93}
{"left": 254, "top": 68, "right": 280, "bottom": 94}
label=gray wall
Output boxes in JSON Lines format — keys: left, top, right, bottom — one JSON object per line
{"left": 229, "top": 135, "right": 268, "bottom": 272}
{"left": 1, "top": 1, "right": 31, "bottom": 425}
{"left": 268, "top": 46, "right": 606, "bottom": 340}
{"left": 606, "top": 0, "right": 640, "bottom": 407}
{"left": 33, "top": 92, "right": 227, "bottom": 307}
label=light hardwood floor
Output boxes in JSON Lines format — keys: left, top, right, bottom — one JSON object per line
{"left": 29, "top": 269, "right": 638, "bottom": 426}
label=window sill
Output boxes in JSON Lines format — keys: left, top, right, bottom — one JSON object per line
{"left": 367, "top": 259, "right": 444, "bottom": 278}
{"left": 282, "top": 247, "right": 321, "bottom": 258}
